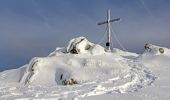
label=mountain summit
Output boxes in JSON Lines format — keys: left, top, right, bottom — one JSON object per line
{"left": 0, "top": 37, "right": 170, "bottom": 99}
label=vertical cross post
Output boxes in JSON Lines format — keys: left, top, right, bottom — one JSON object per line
{"left": 107, "top": 10, "right": 111, "bottom": 51}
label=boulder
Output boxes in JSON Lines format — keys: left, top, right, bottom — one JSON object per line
{"left": 144, "top": 43, "right": 165, "bottom": 54}
{"left": 66, "top": 37, "right": 93, "bottom": 54}
{"left": 159, "top": 48, "right": 164, "bottom": 54}
{"left": 62, "top": 78, "right": 78, "bottom": 85}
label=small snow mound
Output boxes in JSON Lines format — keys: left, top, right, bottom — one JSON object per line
{"left": 112, "top": 48, "right": 138, "bottom": 57}
{"left": 48, "top": 47, "right": 65, "bottom": 57}
{"left": 90, "top": 44, "right": 106, "bottom": 55}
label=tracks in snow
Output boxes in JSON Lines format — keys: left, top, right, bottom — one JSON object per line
{"left": 74, "top": 58, "right": 156, "bottom": 99}
{"left": 0, "top": 58, "right": 157, "bottom": 100}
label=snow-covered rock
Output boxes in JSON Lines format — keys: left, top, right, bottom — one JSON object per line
{"left": 49, "top": 37, "right": 106, "bottom": 56}
{"left": 112, "top": 48, "right": 138, "bottom": 58}
{"left": 143, "top": 44, "right": 170, "bottom": 55}
{"left": 137, "top": 44, "right": 170, "bottom": 61}
{"left": 66, "top": 36, "right": 94, "bottom": 54}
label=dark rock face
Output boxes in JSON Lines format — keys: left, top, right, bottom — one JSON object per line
{"left": 159, "top": 48, "right": 164, "bottom": 54}
{"left": 70, "top": 47, "right": 79, "bottom": 54}
{"left": 144, "top": 43, "right": 152, "bottom": 52}
{"left": 62, "top": 78, "right": 78, "bottom": 85}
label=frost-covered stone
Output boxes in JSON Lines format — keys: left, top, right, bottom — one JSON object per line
{"left": 66, "top": 37, "right": 94, "bottom": 54}
{"left": 144, "top": 44, "right": 167, "bottom": 55}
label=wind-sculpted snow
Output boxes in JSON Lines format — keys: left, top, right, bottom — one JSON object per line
{"left": 0, "top": 37, "right": 170, "bottom": 100}
{"left": 0, "top": 58, "right": 156, "bottom": 99}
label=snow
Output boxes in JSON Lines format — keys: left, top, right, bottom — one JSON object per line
{"left": 0, "top": 37, "right": 170, "bottom": 100}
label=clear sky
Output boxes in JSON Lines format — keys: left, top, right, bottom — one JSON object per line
{"left": 0, "top": 0, "right": 170, "bottom": 71}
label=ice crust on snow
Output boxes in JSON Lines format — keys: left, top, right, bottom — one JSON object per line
{"left": 0, "top": 36, "right": 170, "bottom": 99}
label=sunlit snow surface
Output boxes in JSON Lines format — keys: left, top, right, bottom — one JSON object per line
{"left": 0, "top": 37, "right": 170, "bottom": 100}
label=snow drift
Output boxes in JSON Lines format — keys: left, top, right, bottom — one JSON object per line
{"left": 0, "top": 37, "right": 170, "bottom": 99}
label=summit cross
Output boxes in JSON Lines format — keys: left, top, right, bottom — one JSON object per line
{"left": 98, "top": 9, "right": 120, "bottom": 51}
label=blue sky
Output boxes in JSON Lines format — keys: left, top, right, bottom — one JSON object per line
{"left": 0, "top": 0, "right": 170, "bottom": 71}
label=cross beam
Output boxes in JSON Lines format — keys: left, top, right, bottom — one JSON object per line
{"left": 98, "top": 10, "right": 120, "bottom": 51}
{"left": 97, "top": 18, "right": 120, "bottom": 25}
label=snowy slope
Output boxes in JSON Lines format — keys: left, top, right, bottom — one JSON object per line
{"left": 0, "top": 37, "right": 170, "bottom": 100}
